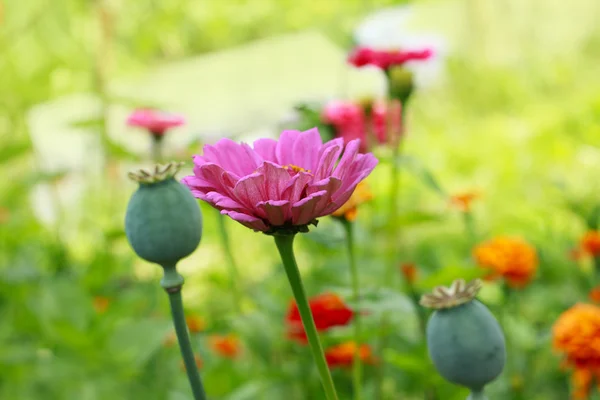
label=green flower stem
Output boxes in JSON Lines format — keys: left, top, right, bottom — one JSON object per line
{"left": 216, "top": 213, "right": 242, "bottom": 313}
{"left": 161, "top": 265, "right": 207, "bottom": 400}
{"left": 375, "top": 100, "right": 406, "bottom": 400}
{"left": 467, "top": 389, "right": 487, "bottom": 400}
{"left": 151, "top": 133, "right": 164, "bottom": 163}
{"left": 273, "top": 234, "right": 339, "bottom": 400}
{"left": 463, "top": 210, "right": 477, "bottom": 244}
{"left": 341, "top": 219, "right": 363, "bottom": 400}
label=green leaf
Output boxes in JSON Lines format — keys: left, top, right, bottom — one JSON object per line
{"left": 396, "top": 210, "right": 444, "bottom": 227}
{"left": 384, "top": 348, "right": 429, "bottom": 374}
{"left": 397, "top": 155, "right": 446, "bottom": 197}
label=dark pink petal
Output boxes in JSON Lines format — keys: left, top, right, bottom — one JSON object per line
{"left": 307, "top": 177, "right": 342, "bottom": 197}
{"left": 291, "top": 190, "right": 328, "bottom": 225}
{"left": 281, "top": 171, "right": 313, "bottom": 205}
{"left": 275, "top": 130, "right": 302, "bottom": 167}
{"left": 313, "top": 138, "right": 344, "bottom": 181}
{"left": 253, "top": 138, "right": 278, "bottom": 162}
{"left": 291, "top": 128, "right": 322, "bottom": 171}
{"left": 333, "top": 139, "right": 361, "bottom": 180}
{"left": 204, "top": 191, "right": 247, "bottom": 211}
{"left": 258, "top": 162, "right": 292, "bottom": 201}
{"left": 257, "top": 200, "right": 291, "bottom": 226}
{"left": 233, "top": 172, "right": 267, "bottom": 210}
{"left": 196, "top": 163, "right": 238, "bottom": 197}
{"left": 327, "top": 153, "right": 378, "bottom": 212}
{"left": 221, "top": 210, "right": 268, "bottom": 232}
{"left": 203, "top": 139, "right": 261, "bottom": 177}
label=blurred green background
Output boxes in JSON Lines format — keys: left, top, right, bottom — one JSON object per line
{"left": 3, "top": 0, "right": 600, "bottom": 399}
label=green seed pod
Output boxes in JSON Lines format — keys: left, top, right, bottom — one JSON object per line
{"left": 420, "top": 279, "right": 506, "bottom": 398}
{"left": 125, "top": 162, "right": 202, "bottom": 267}
{"left": 387, "top": 66, "right": 414, "bottom": 104}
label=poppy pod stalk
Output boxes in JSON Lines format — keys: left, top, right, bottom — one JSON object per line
{"left": 421, "top": 279, "right": 506, "bottom": 400}
{"left": 124, "top": 162, "right": 206, "bottom": 400}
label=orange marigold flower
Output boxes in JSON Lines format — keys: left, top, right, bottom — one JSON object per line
{"left": 553, "top": 303, "right": 600, "bottom": 399}
{"left": 180, "top": 354, "right": 203, "bottom": 371}
{"left": 325, "top": 342, "right": 374, "bottom": 368}
{"left": 332, "top": 181, "right": 374, "bottom": 221}
{"left": 186, "top": 315, "right": 205, "bottom": 334}
{"left": 581, "top": 231, "right": 600, "bottom": 257}
{"left": 286, "top": 293, "right": 354, "bottom": 344}
{"left": 400, "top": 263, "right": 417, "bottom": 284}
{"left": 590, "top": 288, "right": 600, "bottom": 304}
{"left": 449, "top": 192, "right": 480, "bottom": 212}
{"left": 209, "top": 334, "right": 240, "bottom": 358}
{"left": 472, "top": 236, "right": 538, "bottom": 288}
{"left": 92, "top": 296, "right": 110, "bottom": 314}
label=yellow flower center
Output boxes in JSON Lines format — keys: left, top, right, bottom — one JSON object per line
{"left": 286, "top": 164, "right": 310, "bottom": 174}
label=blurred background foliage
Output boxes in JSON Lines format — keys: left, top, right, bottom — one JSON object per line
{"left": 2, "top": 0, "right": 600, "bottom": 399}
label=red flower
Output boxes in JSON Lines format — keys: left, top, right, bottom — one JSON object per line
{"left": 322, "top": 99, "right": 402, "bottom": 153}
{"left": 581, "top": 231, "right": 600, "bottom": 257}
{"left": 400, "top": 263, "right": 417, "bottom": 284}
{"left": 348, "top": 47, "right": 433, "bottom": 70}
{"left": 126, "top": 108, "right": 185, "bottom": 135}
{"left": 209, "top": 334, "right": 241, "bottom": 358}
{"left": 324, "top": 342, "right": 374, "bottom": 368}
{"left": 286, "top": 293, "right": 354, "bottom": 343}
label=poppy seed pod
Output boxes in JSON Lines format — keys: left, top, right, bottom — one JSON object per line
{"left": 125, "top": 162, "right": 202, "bottom": 267}
{"left": 387, "top": 67, "right": 414, "bottom": 104}
{"left": 420, "top": 279, "right": 506, "bottom": 399}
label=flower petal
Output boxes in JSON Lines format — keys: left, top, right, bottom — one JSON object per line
{"left": 313, "top": 138, "right": 344, "bottom": 181}
{"left": 257, "top": 200, "right": 290, "bottom": 226}
{"left": 291, "top": 128, "right": 323, "bottom": 171}
{"left": 221, "top": 210, "right": 268, "bottom": 232}
{"left": 253, "top": 138, "right": 277, "bottom": 162}
{"left": 291, "top": 190, "right": 328, "bottom": 226}
{"left": 232, "top": 172, "right": 268, "bottom": 211}
{"left": 203, "top": 139, "right": 261, "bottom": 177}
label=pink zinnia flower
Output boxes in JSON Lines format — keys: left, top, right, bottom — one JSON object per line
{"left": 348, "top": 46, "right": 433, "bottom": 70}
{"left": 127, "top": 109, "right": 186, "bottom": 135}
{"left": 372, "top": 99, "right": 402, "bottom": 144}
{"left": 182, "top": 128, "right": 378, "bottom": 233}
{"left": 322, "top": 101, "right": 368, "bottom": 151}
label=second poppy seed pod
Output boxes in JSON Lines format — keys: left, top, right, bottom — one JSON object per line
{"left": 387, "top": 66, "right": 414, "bottom": 104}
{"left": 421, "top": 279, "right": 506, "bottom": 399}
{"left": 125, "top": 162, "right": 202, "bottom": 267}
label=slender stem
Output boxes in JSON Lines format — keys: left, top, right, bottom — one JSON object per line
{"left": 151, "top": 133, "right": 164, "bottom": 162}
{"left": 273, "top": 234, "right": 339, "bottom": 400}
{"left": 467, "top": 388, "right": 488, "bottom": 400}
{"left": 342, "top": 219, "right": 362, "bottom": 400}
{"left": 463, "top": 210, "right": 477, "bottom": 244}
{"left": 217, "top": 212, "right": 242, "bottom": 312}
{"left": 161, "top": 266, "right": 207, "bottom": 400}
{"left": 375, "top": 103, "right": 406, "bottom": 400}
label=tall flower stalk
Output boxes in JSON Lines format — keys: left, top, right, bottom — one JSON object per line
{"left": 216, "top": 212, "right": 243, "bottom": 312}
{"left": 124, "top": 163, "right": 207, "bottom": 400}
{"left": 126, "top": 109, "right": 186, "bottom": 163}
{"left": 274, "top": 233, "right": 339, "bottom": 400}
{"left": 341, "top": 219, "right": 363, "bottom": 400}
